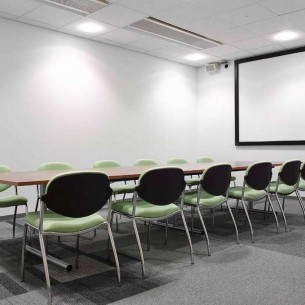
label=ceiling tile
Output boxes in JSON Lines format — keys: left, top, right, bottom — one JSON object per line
{"left": 92, "top": 36, "right": 122, "bottom": 46}
{"left": 221, "top": 4, "right": 277, "bottom": 26}
{"left": 17, "top": 17, "right": 58, "bottom": 30}
{"left": 221, "top": 51, "right": 253, "bottom": 61}
{"left": 279, "top": 37, "right": 305, "bottom": 49}
{"left": 60, "top": 18, "right": 117, "bottom": 37}
{"left": 22, "top": 4, "right": 81, "bottom": 28}
{"left": 124, "top": 37, "right": 173, "bottom": 51}
{"left": 153, "top": 3, "right": 212, "bottom": 29}
{"left": 97, "top": 28, "right": 146, "bottom": 44}
{"left": 243, "top": 16, "right": 294, "bottom": 35}
{"left": 89, "top": 3, "right": 147, "bottom": 27}
{"left": 186, "top": 17, "right": 236, "bottom": 36}
{"left": 211, "top": 27, "right": 256, "bottom": 44}
{"left": 148, "top": 43, "right": 197, "bottom": 58}
{"left": 116, "top": 0, "right": 175, "bottom": 15}
{"left": 264, "top": 28, "right": 305, "bottom": 44}
{"left": 283, "top": 10, "right": 305, "bottom": 28}
{"left": 0, "top": 11, "right": 18, "bottom": 21}
{"left": 187, "top": 0, "right": 263, "bottom": 15}
{"left": 0, "top": 0, "right": 40, "bottom": 17}
{"left": 203, "top": 45, "right": 242, "bottom": 56}
{"left": 250, "top": 44, "right": 285, "bottom": 55}
{"left": 259, "top": 0, "right": 305, "bottom": 15}
{"left": 233, "top": 36, "right": 273, "bottom": 50}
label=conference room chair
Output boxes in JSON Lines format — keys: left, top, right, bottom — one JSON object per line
{"left": 228, "top": 162, "right": 279, "bottom": 243}
{"left": 197, "top": 157, "right": 236, "bottom": 185}
{"left": 93, "top": 160, "right": 135, "bottom": 199}
{"left": 21, "top": 171, "right": 120, "bottom": 305}
{"left": 35, "top": 162, "right": 73, "bottom": 212}
{"left": 133, "top": 159, "right": 158, "bottom": 166}
{"left": 269, "top": 160, "right": 304, "bottom": 231}
{"left": 110, "top": 167, "right": 194, "bottom": 278}
{"left": 298, "top": 163, "right": 305, "bottom": 191}
{"left": 183, "top": 163, "right": 238, "bottom": 256}
{"left": 93, "top": 160, "right": 136, "bottom": 231}
{"left": 167, "top": 158, "right": 199, "bottom": 187}
{"left": 0, "top": 165, "right": 28, "bottom": 238}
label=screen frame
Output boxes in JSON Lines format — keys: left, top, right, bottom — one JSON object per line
{"left": 235, "top": 46, "right": 305, "bottom": 146}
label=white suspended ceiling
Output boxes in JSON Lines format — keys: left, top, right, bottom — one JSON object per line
{"left": 1, "top": 0, "right": 305, "bottom": 67}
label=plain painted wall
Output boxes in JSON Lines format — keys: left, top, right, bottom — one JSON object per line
{"left": 0, "top": 18, "right": 198, "bottom": 215}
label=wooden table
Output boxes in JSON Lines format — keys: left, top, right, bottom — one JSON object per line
{"left": 0, "top": 161, "right": 281, "bottom": 271}
{"left": 0, "top": 161, "right": 281, "bottom": 186}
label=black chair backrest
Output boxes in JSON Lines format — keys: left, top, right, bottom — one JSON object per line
{"left": 136, "top": 167, "right": 186, "bottom": 206}
{"left": 279, "top": 160, "right": 301, "bottom": 186}
{"left": 42, "top": 171, "right": 113, "bottom": 217}
{"left": 301, "top": 163, "right": 305, "bottom": 181}
{"left": 201, "top": 164, "right": 231, "bottom": 196}
{"left": 245, "top": 162, "right": 272, "bottom": 190}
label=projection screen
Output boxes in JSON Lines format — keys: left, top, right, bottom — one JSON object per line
{"left": 235, "top": 47, "right": 305, "bottom": 146}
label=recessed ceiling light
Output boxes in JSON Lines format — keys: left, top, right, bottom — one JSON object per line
{"left": 183, "top": 52, "right": 208, "bottom": 61}
{"left": 77, "top": 22, "right": 105, "bottom": 34}
{"left": 273, "top": 30, "right": 300, "bottom": 41}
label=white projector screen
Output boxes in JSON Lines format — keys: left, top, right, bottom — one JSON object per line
{"left": 235, "top": 47, "right": 305, "bottom": 146}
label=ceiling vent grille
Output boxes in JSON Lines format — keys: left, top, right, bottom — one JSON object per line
{"left": 128, "top": 17, "right": 221, "bottom": 49}
{"left": 41, "top": 0, "right": 108, "bottom": 16}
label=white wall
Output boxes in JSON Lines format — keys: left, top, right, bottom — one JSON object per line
{"left": 0, "top": 18, "right": 198, "bottom": 215}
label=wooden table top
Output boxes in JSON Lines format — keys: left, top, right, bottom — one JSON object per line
{"left": 0, "top": 161, "right": 282, "bottom": 186}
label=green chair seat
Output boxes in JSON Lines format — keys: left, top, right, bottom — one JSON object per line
{"left": 111, "top": 184, "right": 135, "bottom": 194}
{"left": 269, "top": 182, "right": 295, "bottom": 195}
{"left": 298, "top": 179, "right": 305, "bottom": 191}
{"left": 231, "top": 176, "right": 236, "bottom": 181}
{"left": 112, "top": 200, "right": 179, "bottom": 218}
{"left": 24, "top": 211, "right": 105, "bottom": 233}
{"left": 229, "top": 186, "right": 267, "bottom": 201}
{"left": 183, "top": 191, "right": 226, "bottom": 207}
{"left": 0, "top": 195, "right": 27, "bottom": 208}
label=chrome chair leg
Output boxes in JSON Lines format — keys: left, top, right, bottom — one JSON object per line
{"left": 275, "top": 194, "right": 287, "bottom": 232}
{"left": 296, "top": 190, "right": 305, "bottom": 222}
{"left": 263, "top": 197, "right": 268, "bottom": 220}
{"left": 13, "top": 206, "right": 17, "bottom": 238}
{"left": 267, "top": 195, "right": 279, "bottom": 234}
{"left": 211, "top": 209, "right": 215, "bottom": 233}
{"left": 282, "top": 196, "right": 286, "bottom": 210}
{"left": 107, "top": 212, "right": 114, "bottom": 258}
{"left": 38, "top": 233, "right": 52, "bottom": 305}
{"left": 241, "top": 199, "right": 254, "bottom": 243}
{"left": 132, "top": 218, "right": 145, "bottom": 278}
{"left": 107, "top": 223, "right": 121, "bottom": 285}
{"left": 196, "top": 206, "right": 211, "bottom": 256}
{"left": 191, "top": 206, "right": 195, "bottom": 234}
{"left": 21, "top": 225, "right": 28, "bottom": 281}
{"left": 180, "top": 211, "right": 194, "bottom": 264}
{"left": 235, "top": 199, "right": 239, "bottom": 219}
{"left": 147, "top": 221, "right": 151, "bottom": 251}
{"left": 226, "top": 202, "right": 239, "bottom": 244}
{"left": 164, "top": 220, "right": 168, "bottom": 245}
{"left": 75, "top": 235, "right": 80, "bottom": 269}
{"left": 116, "top": 214, "right": 119, "bottom": 232}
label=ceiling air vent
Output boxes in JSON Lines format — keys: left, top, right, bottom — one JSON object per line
{"left": 41, "top": 0, "right": 108, "bottom": 16}
{"left": 128, "top": 17, "right": 221, "bottom": 49}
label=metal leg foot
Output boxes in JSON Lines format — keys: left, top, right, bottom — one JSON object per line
{"left": 180, "top": 211, "right": 194, "bottom": 264}
{"left": 197, "top": 206, "right": 211, "bottom": 256}
{"left": 132, "top": 219, "right": 145, "bottom": 278}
